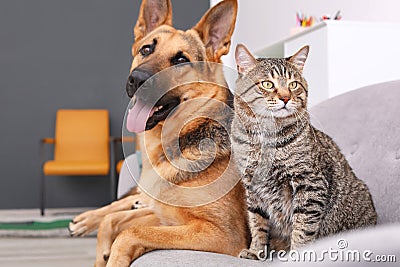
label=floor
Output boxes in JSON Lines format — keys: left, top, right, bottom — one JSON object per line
{"left": 0, "top": 237, "right": 97, "bottom": 267}
{"left": 0, "top": 208, "right": 97, "bottom": 267}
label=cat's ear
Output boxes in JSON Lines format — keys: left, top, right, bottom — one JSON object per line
{"left": 134, "top": 0, "right": 173, "bottom": 42}
{"left": 235, "top": 44, "right": 257, "bottom": 74}
{"left": 193, "top": 0, "right": 238, "bottom": 62}
{"left": 287, "top": 45, "right": 309, "bottom": 73}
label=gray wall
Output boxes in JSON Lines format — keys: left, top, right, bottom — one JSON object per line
{"left": 0, "top": 0, "right": 209, "bottom": 209}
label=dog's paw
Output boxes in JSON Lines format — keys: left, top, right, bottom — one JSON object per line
{"left": 131, "top": 200, "right": 148, "bottom": 210}
{"left": 69, "top": 210, "right": 101, "bottom": 237}
{"left": 94, "top": 254, "right": 109, "bottom": 267}
{"left": 239, "top": 248, "right": 260, "bottom": 260}
{"left": 103, "top": 251, "right": 110, "bottom": 262}
{"left": 68, "top": 220, "right": 88, "bottom": 237}
{"left": 95, "top": 239, "right": 112, "bottom": 267}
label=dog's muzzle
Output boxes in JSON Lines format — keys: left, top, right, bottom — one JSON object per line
{"left": 126, "top": 69, "right": 153, "bottom": 98}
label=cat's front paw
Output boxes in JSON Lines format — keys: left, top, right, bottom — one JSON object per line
{"left": 239, "top": 248, "right": 260, "bottom": 260}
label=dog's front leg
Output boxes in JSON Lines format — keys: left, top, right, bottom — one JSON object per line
{"left": 70, "top": 193, "right": 143, "bottom": 237}
{"left": 95, "top": 208, "right": 158, "bottom": 267}
{"left": 106, "top": 221, "right": 232, "bottom": 267}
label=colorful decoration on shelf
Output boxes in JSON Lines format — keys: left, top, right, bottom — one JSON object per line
{"left": 322, "top": 10, "right": 342, "bottom": 21}
{"left": 296, "top": 12, "right": 315, "bottom": 27}
{"left": 296, "top": 10, "right": 342, "bottom": 28}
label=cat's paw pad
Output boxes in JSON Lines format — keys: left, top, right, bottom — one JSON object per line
{"left": 239, "top": 248, "right": 259, "bottom": 260}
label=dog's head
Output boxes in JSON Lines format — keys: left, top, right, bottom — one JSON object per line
{"left": 126, "top": 0, "right": 237, "bottom": 133}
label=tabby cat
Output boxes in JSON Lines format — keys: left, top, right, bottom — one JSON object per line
{"left": 231, "top": 44, "right": 377, "bottom": 259}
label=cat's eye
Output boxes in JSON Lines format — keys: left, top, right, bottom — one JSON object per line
{"left": 260, "top": 81, "right": 274, "bottom": 91}
{"left": 288, "top": 81, "right": 298, "bottom": 90}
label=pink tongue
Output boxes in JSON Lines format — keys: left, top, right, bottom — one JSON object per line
{"left": 127, "top": 99, "right": 156, "bottom": 133}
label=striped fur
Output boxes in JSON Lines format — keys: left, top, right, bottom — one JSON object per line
{"left": 232, "top": 45, "right": 377, "bottom": 259}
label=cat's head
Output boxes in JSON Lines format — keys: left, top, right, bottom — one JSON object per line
{"left": 234, "top": 44, "right": 309, "bottom": 119}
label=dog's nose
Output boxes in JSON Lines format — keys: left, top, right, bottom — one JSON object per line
{"left": 126, "top": 69, "right": 153, "bottom": 98}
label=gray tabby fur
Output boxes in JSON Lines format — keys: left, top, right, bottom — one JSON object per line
{"left": 231, "top": 44, "right": 377, "bottom": 259}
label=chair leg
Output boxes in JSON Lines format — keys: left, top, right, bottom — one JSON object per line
{"left": 40, "top": 170, "right": 45, "bottom": 216}
{"left": 109, "top": 138, "right": 117, "bottom": 201}
{"left": 39, "top": 140, "right": 46, "bottom": 216}
{"left": 110, "top": 166, "right": 116, "bottom": 201}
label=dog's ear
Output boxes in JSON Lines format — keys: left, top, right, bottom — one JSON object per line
{"left": 235, "top": 44, "right": 257, "bottom": 74}
{"left": 134, "top": 0, "right": 173, "bottom": 42}
{"left": 193, "top": 0, "right": 238, "bottom": 62}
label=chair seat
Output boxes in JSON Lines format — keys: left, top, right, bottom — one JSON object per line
{"left": 43, "top": 161, "right": 109, "bottom": 176}
{"left": 116, "top": 160, "right": 124, "bottom": 174}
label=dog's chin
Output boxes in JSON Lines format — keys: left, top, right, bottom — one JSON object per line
{"left": 145, "top": 98, "right": 180, "bottom": 131}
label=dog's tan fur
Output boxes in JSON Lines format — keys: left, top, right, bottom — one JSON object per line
{"left": 69, "top": 1, "right": 248, "bottom": 266}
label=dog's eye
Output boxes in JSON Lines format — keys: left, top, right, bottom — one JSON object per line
{"left": 176, "top": 56, "right": 189, "bottom": 64}
{"left": 139, "top": 45, "right": 152, "bottom": 57}
{"left": 139, "top": 39, "right": 157, "bottom": 57}
{"left": 171, "top": 52, "right": 190, "bottom": 65}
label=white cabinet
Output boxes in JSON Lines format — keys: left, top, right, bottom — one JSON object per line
{"left": 256, "top": 21, "right": 400, "bottom": 106}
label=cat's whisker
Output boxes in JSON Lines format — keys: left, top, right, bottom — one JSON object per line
{"left": 295, "top": 110, "right": 306, "bottom": 127}
{"left": 300, "top": 110, "right": 319, "bottom": 143}
{"left": 292, "top": 110, "right": 303, "bottom": 127}
{"left": 296, "top": 110, "right": 318, "bottom": 143}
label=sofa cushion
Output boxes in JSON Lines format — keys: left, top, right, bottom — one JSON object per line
{"left": 132, "top": 224, "right": 400, "bottom": 266}
{"left": 309, "top": 80, "right": 400, "bottom": 224}
{"left": 132, "top": 249, "right": 265, "bottom": 267}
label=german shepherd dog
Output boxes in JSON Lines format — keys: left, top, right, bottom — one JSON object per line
{"left": 69, "top": 0, "right": 248, "bottom": 266}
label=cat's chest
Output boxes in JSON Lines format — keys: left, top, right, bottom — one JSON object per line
{"left": 249, "top": 176, "right": 294, "bottom": 236}
{"left": 249, "top": 147, "right": 312, "bottom": 219}
{"left": 251, "top": 174, "right": 293, "bottom": 207}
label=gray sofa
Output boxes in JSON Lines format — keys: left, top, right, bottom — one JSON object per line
{"left": 131, "top": 80, "right": 400, "bottom": 266}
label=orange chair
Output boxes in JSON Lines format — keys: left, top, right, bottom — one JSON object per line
{"left": 115, "top": 136, "right": 137, "bottom": 174}
{"left": 40, "top": 110, "right": 113, "bottom": 216}
{"left": 116, "top": 160, "right": 124, "bottom": 174}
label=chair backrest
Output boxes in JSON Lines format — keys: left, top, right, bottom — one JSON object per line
{"left": 310, "top": 80, "right": 400, "bottom": 224}
{"left": 54, "top": 109, "right": 109, "bottom": 162}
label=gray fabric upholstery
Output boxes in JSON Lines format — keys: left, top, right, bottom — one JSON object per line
{"left": 132, "top": 224, "right": 400, "bottom": 266}
{"left": 130, "top": 81, "right": 400, "bottom": 266}
{"left": 270, "top": 223, "right": 400, "bottom": 266}
{"left": 309, "top": 80, "right": 400, "bottom": 224}
{"left": 132, "top": 249, "right": 267, "bottom": 267}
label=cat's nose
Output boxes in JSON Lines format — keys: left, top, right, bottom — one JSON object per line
{"left": 280, "top": 96, "right": 290, "bottom": 104}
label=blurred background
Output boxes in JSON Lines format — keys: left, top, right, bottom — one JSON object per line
{"left": 0, "top": 0, "right": 209, "bottom": 209}
{"left": 1, "top": 0, "right": 399, "bottom": 210}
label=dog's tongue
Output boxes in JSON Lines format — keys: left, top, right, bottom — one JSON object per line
{"left": 127, "top": 98, "right": 156, "bottom": 133}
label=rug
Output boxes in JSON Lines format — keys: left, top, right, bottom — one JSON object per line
{"left": 0, "top": 219, "right": 72, "bottom": 237}
{"left": 0, "top": 208, "right": 96, "bottom": 237}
